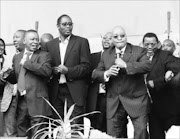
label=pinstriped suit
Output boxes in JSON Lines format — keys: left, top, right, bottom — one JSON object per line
{"left": 92, "top": 43, "right": 151, "bottom": 138}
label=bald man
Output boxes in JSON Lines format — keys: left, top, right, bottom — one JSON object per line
{"left": 92, "top": 26, "right": 151, "bottom": 139}
{"left": 40, "top": 33, "right": 53, "bottom": 50}
{"left": 162, "top": 39, "right": 176, "bottom": 55}
{"left": 86, "top": 32, "right": 113, "bottom": 132}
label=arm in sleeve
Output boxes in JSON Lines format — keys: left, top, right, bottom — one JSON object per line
{"left": 66, "top": 39, "right": 91, "bottom": 80}
{"left": 23, "top": 52, "right": 52, "bottom": 78}
{"left": 126, "top": 48, "right": 151, "bottom": 75}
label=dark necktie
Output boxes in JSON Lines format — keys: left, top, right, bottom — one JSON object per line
{"left": 17, "top": 52, "right": 31, "bottom": 93}
{"left": 116, "top": 50, "right": 123, "bottom": 59}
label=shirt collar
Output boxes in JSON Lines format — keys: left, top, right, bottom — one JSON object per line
{"left": 115, "top": 45, "right": 127, "bottom": 55}
{"left": 59, "top": 35, "right": 71, "bottom": 43}
{"left": 24, "top": 48, "right": 33, "bottom": 55}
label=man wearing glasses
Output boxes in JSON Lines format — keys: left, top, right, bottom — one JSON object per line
{"left": 144, "top": 33, "right": 180, "bottom": 139}
{"left": 44, "top": 14, "right": 91, "bottom": 126}
{"left": 92, "top": 26, "right": 151, "bottom": 139}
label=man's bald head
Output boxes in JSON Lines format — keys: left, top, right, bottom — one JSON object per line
{"left": 162, "top": 39, "right": 176, "bottom": 54}
{"left": 112, "top": 26, "right": 127, "bottom": 50}
{"left": 40, "top": 33, "right": 54, "bottom": 48}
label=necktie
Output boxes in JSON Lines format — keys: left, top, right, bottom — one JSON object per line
{"left": 17, "top": 52, "right": 31, "bottom": 93}
{"left": 116, "top": 50, "right": 123, "bottom": 59}
{"left": 147, "top": 51, "right": 154, "bottom": 61}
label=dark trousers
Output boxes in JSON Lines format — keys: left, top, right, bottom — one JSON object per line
{"left": 149, "top": 108, "right": 166, "bottom": 139}
{"left": 107, "top": 101, "right": 149, "bottom": 139}
{"left": 3, "top": 96, "right": 18, "bottom": 136}
{"left": 17, "top": 95, "right": 44, "bottom": 139}
{"left": 53, "top": 84, "right": 84, "bottom": 125}
{"left": 91, "top": 93, "right": 106, "bottom": 132}
{"left": 107, "top": 101, "right": 128, "bottom": 138}
{"left": 0, "top": 97, "right": 4, "bottom": 136}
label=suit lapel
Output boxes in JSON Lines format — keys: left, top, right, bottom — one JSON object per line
{"left": 64, "top": 35, "right": 76, "bottom": 64}
{"left": 31, "top": 50, "right": 39, "bottom": 62}
{"left": 150, "top": 49, "right": 160, "bottom": 70}
{"left": 54, "top": 38, "right": 61, "bottom": 64}
{"left": 122, "top": 44, "right": 132, "bottom": 62}
{"left": 108, "top": 47, "right": 116, "bottom": 67}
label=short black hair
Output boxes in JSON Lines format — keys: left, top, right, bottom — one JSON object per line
{"left": 142, "top": 32, "right": 159, "bottom": 43}
{"left": 25, "top": 29, "right": 38, "bottom": 37}
{"left": 0, "top": 38, "right": 6, "bottom": 55}
{"left": 17, "top": 29, "right": 26, "bottom": 37}
{"left": 57, "top": 14, "right": 71, "bottom": 25}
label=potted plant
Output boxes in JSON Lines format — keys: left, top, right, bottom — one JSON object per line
{"left": 29, "top": 97, "right": 115, "bottom": 139}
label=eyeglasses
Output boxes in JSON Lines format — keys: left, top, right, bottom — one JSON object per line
{"left": 144, "top": 43, "right": 157, "bottom": 47}
{"left": 113, "top": 34, "right": 126, "bottom": 39}
{"left": 59, "top": 22, "right": 73, "bottom": 27}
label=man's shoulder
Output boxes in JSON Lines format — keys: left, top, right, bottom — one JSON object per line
{"left": 47, "top": 37, "right": 59, "bottom": 44}
{"left": 72, "top": 35, "right": 88, "bottom": 41}
{"left": 36, "top": 49, "right": 50, "bottom": 57}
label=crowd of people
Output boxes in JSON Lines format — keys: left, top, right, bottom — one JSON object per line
{"left": 0, "top": 14, "right": 180, "bottom": 139}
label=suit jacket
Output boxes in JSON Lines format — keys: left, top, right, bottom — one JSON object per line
{"left": 44, "top": 35, "right": 91, "bottom": 106}
{"left": 1, "top": 82, "right": 14, "bottom": 112}
{"left": 86, "top": 52, "right": 101, "bottom": 112}
{"left": 92, "top": 43, "right": 151, "bottom": 119}
{"left": 147, "top": 50, "right": 180, "bottom": 129}
{"left": 7, "top": 49, "right": 52, "bottom": 116}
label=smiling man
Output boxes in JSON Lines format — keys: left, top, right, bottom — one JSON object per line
{"left": 92, "top": 26, "right": 151, "bottom": 139}
{"left": 5, "top": 30, "right": 52, "bottom": 139}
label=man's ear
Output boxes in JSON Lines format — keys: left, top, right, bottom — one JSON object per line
{"left": 23, "top": 38, "right": 26, "bottom": 45}
{"left": 157, "top": 41, "right": 162, "bottom": 49}
{"left": 57, "top": 24, "right": 60, "bottom": 29}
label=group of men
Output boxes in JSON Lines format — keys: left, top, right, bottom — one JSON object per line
{"left": 0, "top": 14, "right": 180, "bottom": 139}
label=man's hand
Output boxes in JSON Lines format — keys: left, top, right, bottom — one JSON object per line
{"left": 115, "top": 58, "right": 127, "bottom": 68}
{"left": 53, "top": 65, "right": 68, "bottom": 74}
{"left": 105, "top": 65, "right": 120, "bottom": 78}
{"left": 147, "top": 80, "right": 154, "bottom": 88}
{"left": 165, "top": 70, "right": 174, "bottom": 82}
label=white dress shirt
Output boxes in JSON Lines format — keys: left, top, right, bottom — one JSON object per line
{"left": 59, "top": 36, "right": 70, "bottom": 84}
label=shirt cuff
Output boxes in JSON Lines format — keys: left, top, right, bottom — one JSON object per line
{"left": 104, "top": 71, "right": 110, "bottom": 82}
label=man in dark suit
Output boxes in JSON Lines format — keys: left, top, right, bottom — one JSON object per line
{"left": 86, "top": 32, "right": 113, "bottom": 132}
{"left": 92, "top": 26, "right": 151, "bottom": 139}
{"left": 144, "top": 33, "right": 180, "bottom": 139}
{"left": 5, "top": 30, "right": 52, "bottom": 138}
{"left": 1, "top": 30, "right": 26, "bottom": 137}
{"left": 44, "top": 14, "right": 91, "bottom": 125}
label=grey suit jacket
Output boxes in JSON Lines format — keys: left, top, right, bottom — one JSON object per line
{"left": 92, "top": 43, "right": 151, "bottom": 119}
{"left": 7, "top": 49, "right": 52, "bottom": 116}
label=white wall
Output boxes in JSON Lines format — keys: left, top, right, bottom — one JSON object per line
{"left": 0, "top": 0, "right": 179, "bottom": 65}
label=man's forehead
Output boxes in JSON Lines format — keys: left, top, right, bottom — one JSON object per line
{"left": 61, "top": 16, "right": 72, "bottom": 22}
{"left": 104, "top": 32, "right": 113, "bottom": 37}
{"left": 144, "top": 37, "right": 157, "bottom": 42}
{"left": 112, "top": 27, "right": 125, "bottom": 35}
{"left": 163, "top": 40, "right": 173, "bottom": 45}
